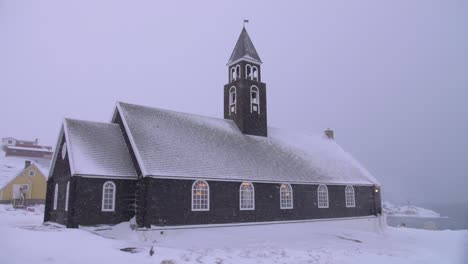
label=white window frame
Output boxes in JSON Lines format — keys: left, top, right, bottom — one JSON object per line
{"left": 13, "top": 184, "right": 30, "bottom": 199}
{"left": 245, "top": 64, "right": 252, "bottom": 80}
{"left": 318, "top": 184, "right": 329, "bottom": 208}
{"left": 61, "top": 143, "right": 67, "bottom": 160}
{"left": 231, "top": 67, "right": 236, "bottom": 82}
{"left": 191, "top": 180, "right": 210, "bottom": 211}
{"left": 236, "top": 65, "right": 240, "bottom": 79}
{"left": 239, "top": 182, "right": 255, "bottom": 210}
{"left": 65, "top": 181, "right": 70, "bottom": 211}
{"left": 102, "top": 181, "right": 116, "bottom": 212}
{"left": 53, "top": 183, "right": 58, "bottom": 210}
{"left": 252, "top": 66, "right": 259, "bottom": 81}
{"left": 280, "top": 184, "right": 293, "bottom": 209}
{"left": 29, "top": 170, "right": 35, "bottom": 176}
{"left": 250, "top": 86, "right": 260, "bottom": 114}
{"left": 229, "top": 86, "right": 237, "bottom": 115}
{"left": 345, "top": 185, "right": 356, "bottom": 208}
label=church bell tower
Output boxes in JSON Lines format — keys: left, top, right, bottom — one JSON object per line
{"left": 224, "top": 27, "right": 267, "bottom": 137}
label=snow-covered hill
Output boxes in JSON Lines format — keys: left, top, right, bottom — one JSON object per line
{"left": 0, "top": 204, "right": 466, "bottom": 264}
{"left": 383, "top": 201, "right": 441, "bottom": 218}
{"left": 0, "top": 152, "right": 51, "bottom": 187}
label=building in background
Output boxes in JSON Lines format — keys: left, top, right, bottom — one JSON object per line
{"left": 2, "top": 137, "right": 53, "bottom": 159}
{"left": 0, "top": 160, "right": 49, "bottom": 207}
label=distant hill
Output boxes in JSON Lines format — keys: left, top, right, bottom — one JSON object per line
{"left": 383, "top": 201, "right": 441, "bottom": 218}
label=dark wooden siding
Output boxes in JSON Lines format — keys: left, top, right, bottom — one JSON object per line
{"left": 71, "top": 177, "right": 136, "bottom": 227}
{"left": 144, "top": 178, "right": 381, "bottom": 227}
{"left": 44, "top": 134, "right": 72, "bottom": 226}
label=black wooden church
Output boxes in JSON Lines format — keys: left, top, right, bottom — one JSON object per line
{"left": 44, "top": 27, "right": 382, "bottom": 228}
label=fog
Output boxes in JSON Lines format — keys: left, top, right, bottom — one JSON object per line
{"left": 1, "top": 0, "right": 467, "bottom": 205}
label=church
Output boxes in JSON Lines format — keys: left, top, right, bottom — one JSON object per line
{"left": 44, "top": 27, "right": 382, "bottom": 228}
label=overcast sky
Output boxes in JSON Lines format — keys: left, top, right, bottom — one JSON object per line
{"left": 1, "top": 0, "right": 467, "bottom": 205}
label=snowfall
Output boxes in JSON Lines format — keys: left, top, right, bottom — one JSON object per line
{"left": 0, "top": 205, "right": 466, "bottom": 264}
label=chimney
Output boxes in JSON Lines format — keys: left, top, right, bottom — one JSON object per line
{"left": 25, "top": 160, "right": 31, "bottom": 168}
{"left": 324, "top": 128, "right": 334, "bottom": 140}
{"left": 34, "top": 138, "right": 39, "bottom": 145}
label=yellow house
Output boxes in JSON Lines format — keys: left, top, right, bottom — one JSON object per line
{"left": 0, "top": 161, "right": 48, "bottom": 206}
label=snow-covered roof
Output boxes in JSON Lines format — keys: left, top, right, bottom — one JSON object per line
{"left": 0, "top": 155, "right": 50, "bottom": 188}
{"left": 6, "top": 146, "right": 52, "bottom": 153}
{"left": 115, "top": 102, "right": 378, "bottom": 185}
{"left": 227, "top": 27, "right": 262, "bottom": 65}
{"left": 63, "top": 119, "right": 138, "bottom": 179}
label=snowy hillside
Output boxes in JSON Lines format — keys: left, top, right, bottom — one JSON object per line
{"left": 0, "top": 205, "right": 466, "bottom": 264}
{"left": 383, "top": 201, "right": 441, "bottom": 218}
{"left": 0, "top": 152, "right": 51, "bottom": 187}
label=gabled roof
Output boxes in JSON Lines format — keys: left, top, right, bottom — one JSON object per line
{"left": 0, "top": 163, "right": 48, "bottom": 190}
{"left": 114, "top": 102, "right": 378, "bottom": 185}
{"left": 60, "top": 118, "right": 138, "bottom": 179}
{"left": 227, "top": 27, "right": 262, "bottom": 65}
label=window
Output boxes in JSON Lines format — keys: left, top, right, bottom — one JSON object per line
{"left": 229, "top": 86, "right": 236, "bottom": 114}
{"left": 252, "top": 66, "right": 259, "bottom": 81}
{"left": 318, "top": 185, "right": 329, "bottom": 208}
{"left": 240, "top": 182, "right": 254, "bottom": 210}
{"left": 7, "top": 140, "right": 12, "bottom": 144}
{"left": 53, "top": 183, "right": 58, "bottom": 210}
{"left": 102, "top": 181, "right": 116, "bottom": 212}
{"left": 231, "top": 67, "right": 236, "bottom": 81}
{"left": 29, "top": 170, "right": 35, "bottom": 176}
{"left": 250, "top": 86, "right": 260, "bottom": 113}
{"left": 280, "top": 184, "right": 293, "bottom": 209}
{"left": 192, "top": 180, "right": 209, "bottom": 211}
{"left": 62, "top": 143, "right": 67, "bottom": 160}
{"left": 246, "top": 64, "right": 252, "bottom": 80}
{"left": 345, "top": 185, "right": 355, "bottom": 208}
{"left": 236, "top": 65, "right": 240, "bottom": 79}
{"left": 65, "top": 181, "right": 70, "bottom": 211}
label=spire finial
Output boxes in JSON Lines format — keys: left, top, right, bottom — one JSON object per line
{"left": 243, "top": 19, "right": 249, "bottom": 28}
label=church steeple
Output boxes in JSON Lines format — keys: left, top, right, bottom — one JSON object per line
{"left": 224, "top": 27, "right": 267, "bottom": 137}
{"left": 227, "top": 27, "right": 262, "bottom": 66}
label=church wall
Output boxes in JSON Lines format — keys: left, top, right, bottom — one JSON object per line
{"left": 145, "top": 178, "right": 381, "bottom": 227}
{"left": 44, "top": 134, "right": 72, "bottom": 226}
{"left": 70, "top": 177, "right": 137, "bottom": 227}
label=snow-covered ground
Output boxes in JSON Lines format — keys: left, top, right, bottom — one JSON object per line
{"left": 0, "top": 205, "right": 466, "bottom": 264}
{"left": 383, "top": 201, "right": 441, "bottom": 218}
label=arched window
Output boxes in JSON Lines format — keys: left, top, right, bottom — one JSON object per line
{"left": 102, "top": 181, "right": 116, "bottom": 212}
{"left": 229, "top": 86, "right": 236, "bottom": 114}
{"left": 65, "top": 181, "right": 70, "bottom": 212}
{"left": 61, "top": 143, "right": 67, "bottom": 160}
{"left": 246, "top": 64, "right": 252, "bottom": 80}
{"left": 231, "top": 67, "right": 236, "bottom": 81}
{"left": 53, "top": 183, "right": 58, "bottom": 210}
{"left": 280, "top": 184, "right": 293, "bottom": 209}
{"left": 236, "top": 65, "right": 241, "bottom": 79}
{"left": 192, "top": 180, "right": 209, "bottom": 211}
{"left": 252, "top": 66, "right": 258, "bottom": 81}
{"left": 239, "top": 182, "right": 254, "bottom": 210}
{"left": 345, "top": 185, "right": 355, "bottom": 208}
{"left": 250, "top": 86, "right": 260, "bottom": 114}
{"left": 317, "top": 185, "right": 329, "bottom": 208}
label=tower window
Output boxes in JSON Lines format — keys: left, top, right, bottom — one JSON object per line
{"left": 231, "top": 67, "right": 236, "bottom": 81}
{"left": 229, "top": 87, "right": 236, "bottom": 114}
{"left": 252, "top": 66, "right": 259, "bottom": 81}
{"left": 250, "top": 86, "right": 260, "bottom": 114}
{"left": 246, "top": 64, "right": 252, "bottom": 80}
{"left": 236, "top": 65, "right": 240, "bottom": 80}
